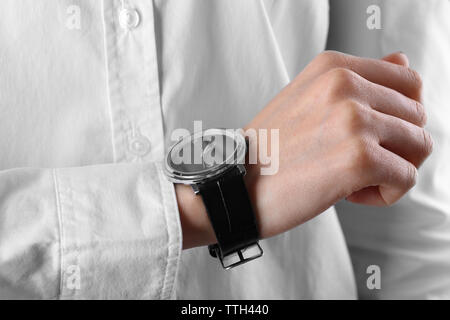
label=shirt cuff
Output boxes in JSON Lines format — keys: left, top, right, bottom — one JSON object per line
{"left": 156, "top": 162, "right": 183, "bottom": 299}
{"left": 54, "top": 162, "right": 182, "bottom": 299}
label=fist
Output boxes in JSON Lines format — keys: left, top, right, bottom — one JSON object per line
{"left": 244, "top": 51, "right": 433, "bottom": 238}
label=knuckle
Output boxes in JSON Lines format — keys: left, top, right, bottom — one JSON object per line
{"left": 326, "top": 67, "right": 359, "bottom": 95}
{"left": 351, "top": 138, "right": 376, "bottom": 173}
{"left": 404, "top": 164, "right": 418, "bottom": 190}
{"left": 340, "top": 99, "right": 369, "bottom": 133}
{"left": 414, "top": 101, "right": 427, "bottom": 127}
{"left": 329, "top": 67, "right": 356, "bottom": 83}
{"left": 315, "top": 50, "right": 344, "bottom": 67}
{"left": 421, "top": 129, "right": 434, "bottom": 157}
{"left": 407, "top": 68, "right": 423, "bottom": 97}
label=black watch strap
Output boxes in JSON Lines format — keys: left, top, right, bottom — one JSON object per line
{"left": 196, "top": 166, "right": 262, "bottom": 268}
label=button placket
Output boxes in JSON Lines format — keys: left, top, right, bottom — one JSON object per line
{"left": 102, "top": 0, "right": 165, "bottom": 163}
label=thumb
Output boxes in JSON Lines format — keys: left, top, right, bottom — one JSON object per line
{"left": 381, "top": 51, "right": 409, "bottom": 67}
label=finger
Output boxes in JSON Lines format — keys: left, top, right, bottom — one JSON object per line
{"left": 304, "top": 51, "right": 422, "bottom": 101}
{"left": 348, "top": 145, "right": 418, "bottom": 206}
{"left": 346, "top": 186, "right": 383, "bottom": 206}
{"left": 357, "top": 75, "right": 426, "bottom": 127}
{"left": 377, "top": 147, "right": 418, "bottom": 205}
{"left": 343, "top": 53, "right": 422, "bottom": 102}
{"left": 381, "top": 52, "right": 409, "bottom": 68}
{"left": 370, "top": 110, "right": 433, "bottom": 167}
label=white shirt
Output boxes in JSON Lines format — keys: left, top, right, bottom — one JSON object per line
{"left": 0, "top": 0, "right": 448, "bottom": 300}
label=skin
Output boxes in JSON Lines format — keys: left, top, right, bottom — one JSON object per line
{"left": 176, "top": 51, "right": 433, "bottom": 249}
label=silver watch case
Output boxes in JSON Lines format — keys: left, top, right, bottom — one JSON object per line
{"left": 164, "top": 128, "right": 247, "bottom": 185}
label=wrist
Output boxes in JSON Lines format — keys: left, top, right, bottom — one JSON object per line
{"left": 175, "top": 183, "right": 216, "bottom": 249}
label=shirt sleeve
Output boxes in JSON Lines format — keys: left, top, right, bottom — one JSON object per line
{"left": 0, "top": 162, "right": 182, "bottom": 299}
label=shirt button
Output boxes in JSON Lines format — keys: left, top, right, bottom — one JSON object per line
{"left": 119, "top": 8, "right": 140, "bottom": 30}
{"left": 129, "top": 136, "right": 151, "bottom": 157}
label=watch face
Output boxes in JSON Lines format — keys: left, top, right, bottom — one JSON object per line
{"left": 165, "top": 128, "right": 246, "bottom": 184}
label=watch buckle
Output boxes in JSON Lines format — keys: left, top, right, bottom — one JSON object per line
{"left": 209, "top": 242, "right": 263, "bottom": 270}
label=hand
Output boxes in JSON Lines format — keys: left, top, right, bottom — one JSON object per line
{"left": 177, "top": 51, "right": 433, "bottom": 248}
{"left": 243, "top": 51, "right": 433, "bottom": 239}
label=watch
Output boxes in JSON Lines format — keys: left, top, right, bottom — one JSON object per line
{"left": 164, "top": 128, "right": 263, "bottom": 269}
